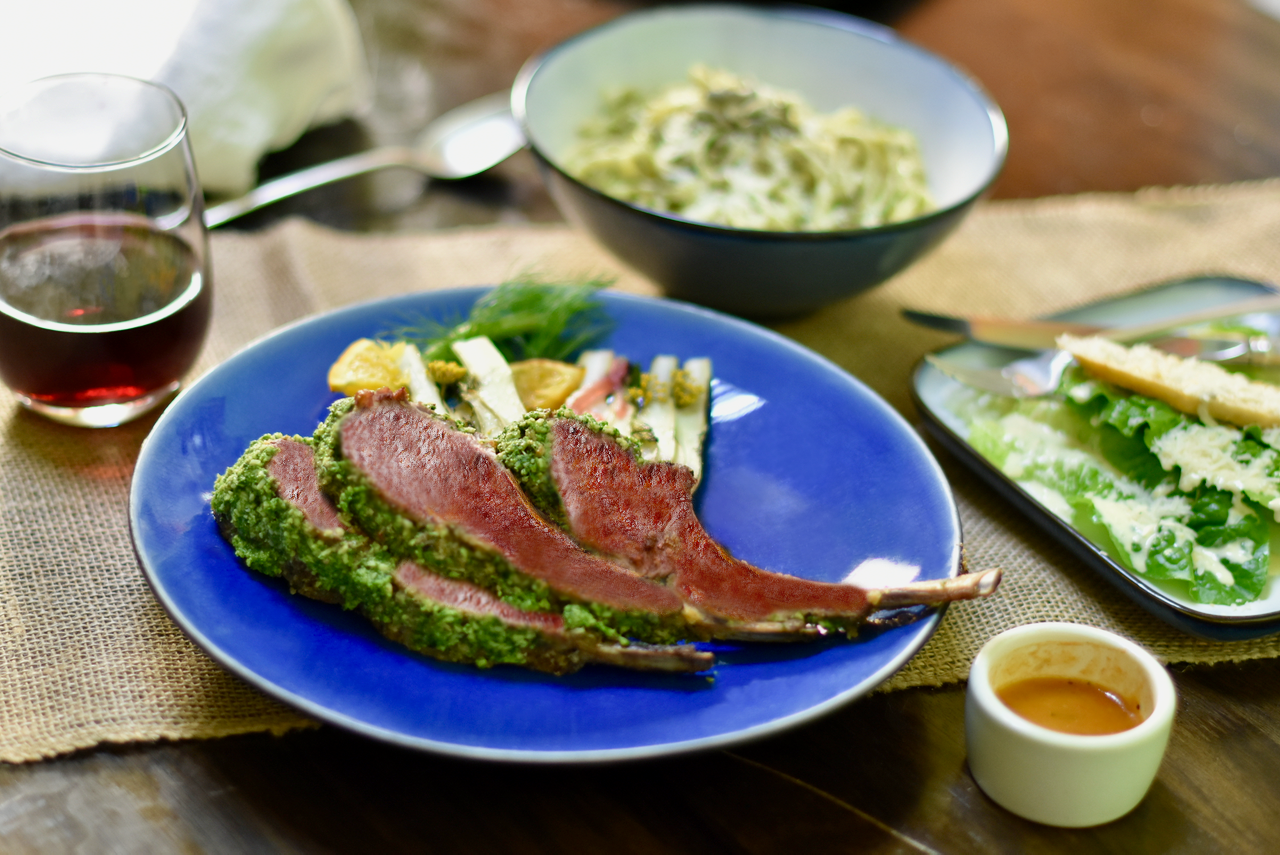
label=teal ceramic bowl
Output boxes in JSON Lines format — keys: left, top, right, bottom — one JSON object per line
{"left": 513, "top": 3, "right": 1008, "bottom": 318}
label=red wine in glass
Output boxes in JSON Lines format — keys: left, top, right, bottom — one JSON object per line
{"left": 0, "top": 214, "right": 211, "bottom": 422}
{"left": 0, "top": 73, "right": 212, "bottom": 428}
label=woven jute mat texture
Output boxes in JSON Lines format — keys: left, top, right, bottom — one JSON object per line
{"left": 4, "top": 179, "right": 1280, "bottom": 763}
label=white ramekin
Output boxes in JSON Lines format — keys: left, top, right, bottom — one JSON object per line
{"left": 965, "top": 622, "right": 1177, "bottom": 827}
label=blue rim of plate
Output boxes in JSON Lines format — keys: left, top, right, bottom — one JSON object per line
{"left": 912, "top": 274, "right": 1280, "bottom": 641}
{"left": 130, "top": 288, "right": 962, "bottom": 762}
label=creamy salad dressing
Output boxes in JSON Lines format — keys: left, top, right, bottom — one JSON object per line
{"left": 1016, "top": 480, "right": 1073, "bottom": 521}
{"left": 1150, "top": 422, "right": 1280, "bottom": 514}
{"left": 1195, "top": 539, "right": 1258, "bottom": 586}
{"left": 993, "top": 413, "right": 1112, "bottom": 481}
{"left": 1090, "top": 495, "right": 1197, "bottom": 578}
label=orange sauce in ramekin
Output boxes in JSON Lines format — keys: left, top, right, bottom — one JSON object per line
{"left": 996, "top": 677, "right": 1143, "bottom": 735}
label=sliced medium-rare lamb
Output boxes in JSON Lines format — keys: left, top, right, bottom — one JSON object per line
{"left": 497, "top": 411, "right": 1001, "bottom": 635}
{"left": 211, "top": 432, "right": 713, "bottom": 674}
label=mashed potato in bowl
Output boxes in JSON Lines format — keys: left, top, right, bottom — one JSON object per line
{"left": 562, "top": 65, "right": 935, "bottom": 232}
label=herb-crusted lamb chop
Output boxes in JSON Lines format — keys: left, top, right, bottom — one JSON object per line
{"left": 211, "top": 433, "right": 713, "bottom": 674}
{"left": 212, "top": 277, "right": 1001, "bottom": 675}
{"left": 313, "top": 388, "right": 697, "bottom": 645}
{"left": 317, "top": 390, "right": 998, "bottom": 643}
{"left": 497, "top": 409, "right": 1001, "bottom": 636}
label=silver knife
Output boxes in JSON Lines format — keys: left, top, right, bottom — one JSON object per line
{"left": 902, "top": 310, "right": 1103, "bottom": 349}
{"left": 906, "top": 295, "right": 1280, "bottom": 353}
{"left": 903, "top": 292, "right": 1280, "bottom": 359}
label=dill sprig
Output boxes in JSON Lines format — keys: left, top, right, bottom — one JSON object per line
{"left": 392, "top": 274, "right": 614, "bottom": 363}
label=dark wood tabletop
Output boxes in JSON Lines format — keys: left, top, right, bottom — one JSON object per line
{"left": 5, "top": 1, "right": 1280, "bottom": 852}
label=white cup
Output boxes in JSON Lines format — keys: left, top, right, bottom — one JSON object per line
{"left": 965, "top": 622, "right": 1177, "bottom": 827}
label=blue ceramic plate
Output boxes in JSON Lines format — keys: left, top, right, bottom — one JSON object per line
{"left": 131, "top": 289, "right": 961, "bottom": 762}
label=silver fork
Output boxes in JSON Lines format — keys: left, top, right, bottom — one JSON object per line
{"left": 926, "top": 336, "right": 1260, "bottom": 398}
{"left": 926, "top": 350, "right": 1075, "bottom": 397}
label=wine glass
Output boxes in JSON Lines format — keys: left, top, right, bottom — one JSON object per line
{"left": 0, "top": 73, "right": 212, "bottom": 428}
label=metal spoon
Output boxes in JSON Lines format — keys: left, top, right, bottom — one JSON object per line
{"left": 203, "top": 91, "right": 525, "bottom": 228}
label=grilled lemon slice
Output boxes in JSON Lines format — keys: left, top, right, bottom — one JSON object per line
{"left": 511, "top": 358, "right": 586, "bottom": 410}
{"left": 328, "top": 339, "right": 410, "bottom": 396}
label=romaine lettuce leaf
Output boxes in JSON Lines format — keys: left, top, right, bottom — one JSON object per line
{"left": 1060, "top": 368, "right": 1280, "bottom": 516}
{"left": 958, "top": 374, "right": 1272, "bottom": 606}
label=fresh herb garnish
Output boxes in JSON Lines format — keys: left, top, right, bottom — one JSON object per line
{"left": 393, "top": 274, "right": 614, "bottom": 363}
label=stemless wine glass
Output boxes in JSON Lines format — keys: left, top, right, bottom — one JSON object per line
{"left": 0, "top": 73, "right": 212, "bottom": 428}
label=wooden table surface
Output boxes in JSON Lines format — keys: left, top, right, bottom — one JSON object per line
{"left": 5, "top": 1, "right": 1280, "bottom": 852}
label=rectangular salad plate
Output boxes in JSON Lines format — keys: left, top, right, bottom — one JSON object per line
{"left": 912, "top": 274, "right": 1280, "bottom": 640}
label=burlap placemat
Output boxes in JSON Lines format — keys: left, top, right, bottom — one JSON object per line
{"left": 4, "top": 179, "right": 1280, "bottom": 762}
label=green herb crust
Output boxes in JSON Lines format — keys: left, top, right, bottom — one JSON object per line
{"left": 495, "top": 407, "right": 642, "bottom": 526}
{"left": 313, "top": 399, "right": 686, "bottom": 645}
{"left": 496, "top": 408, "right": 870, "bottom": 634}
{"left": 210, "top": 434, "right": 593, "bottom": 673}
{"left": 211, "top": 434, "right": 392, "bottom": 611}
{"left": 493, "top": 409, "right": 692, "bottom": 642}
{"left": 313, "top": 401, "right": 558, "bottom": 613}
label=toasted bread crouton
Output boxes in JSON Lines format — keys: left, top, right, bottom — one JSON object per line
{"left": 1058, "top": 334, "right": 1280, "bottom": 428}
